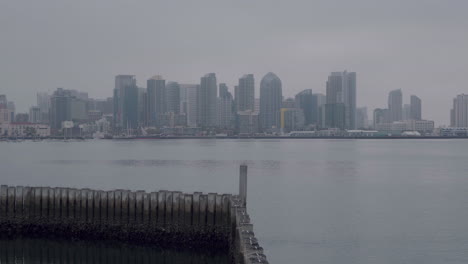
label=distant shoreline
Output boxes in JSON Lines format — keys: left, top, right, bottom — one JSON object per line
{"left": 2, "top": 136, "right": 468, "bottom": 141}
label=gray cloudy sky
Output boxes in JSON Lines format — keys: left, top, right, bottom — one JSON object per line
{"left": 1, "top": 0, "right": 467, "bottom": 125}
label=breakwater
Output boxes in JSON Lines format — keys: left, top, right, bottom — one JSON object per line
{"left": 0, "top": 165, "right": 268, "bottom": 264}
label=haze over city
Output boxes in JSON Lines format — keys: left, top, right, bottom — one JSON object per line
{"left": 1, "top": 0, "right": 468, "bottom": 126}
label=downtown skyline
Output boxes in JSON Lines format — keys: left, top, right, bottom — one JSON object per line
{"left": 2, "top": 1, "right": 468, "bottom": 127}
{"left": 0, "top": 70, "right": 462, "bottom": 127}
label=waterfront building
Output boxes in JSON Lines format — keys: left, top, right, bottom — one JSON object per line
{"left": 238, "top": 110, "right": 260, "bottom": 134}
{"left": 295, "top": 89, "right": 314, "bottom": 126}
{"left": 235, "top": 74, "right": 255, "bottom": 112}
{"left": 440, "top": 127, "right": 468, "bottom": 137}
{"left": 375, "top": 120, "right": 434, "bottom": 134}
{"left": 198, "top": 73, "right": 218, "bottom": 127}
{"left": 147, "top": 75, "right": 166, "bottom": 127}
{"left": 410, "top": 95, "right": 422, "bottom": 120}
{"left": 451, "top": 94, "right": 468, "bottom": 127}
{"left": 29, "top": 107, "right": 41, "bottom": 123}
{"left": 0, "top": 123, "right": 51, "bottom": 137}
{"left": 388, "top": 89, "right": 403, "bottom": 122}
{"left": 166, "top": 82, "right": 180, "bottom": 114}
{"left": 260, "top": 72, "right": 282, "bottom": 132}
{"left": 114, "top": 75, "right": 137, "bottom": 130}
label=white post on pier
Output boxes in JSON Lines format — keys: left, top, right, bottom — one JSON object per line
{"left": 239, "top": 164, "right": 248, "bottom": 207}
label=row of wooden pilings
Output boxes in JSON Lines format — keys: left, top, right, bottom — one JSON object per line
{"left": 0, "top": 165, "right": 269, "bottom": 264}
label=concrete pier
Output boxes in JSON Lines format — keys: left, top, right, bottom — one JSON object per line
{"left": 0, "top": 165, "right": 268, "bottom": 264}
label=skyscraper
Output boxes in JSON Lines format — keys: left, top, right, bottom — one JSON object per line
{"left": 325, "top": 73, "right": 345, "bottom": 129}
{"left": 147, "top": 75, "right": 166, "bottom": 127}
{"left": 260, "top": 72, "right": 282, "bottom": 131}
{"left": 295, "top": 89, "right": 314, "bottom": 126}
{"left": 217, "top": 84, "right": 234, "bottom": 129}
{"left": 388, "top": 89, "right": 403, "bottom": 122}
{"left": 180, "top": 84, "right": 199, "bottom": 127}
{"left": 114, "top": 75, "right": 137, "bottom": 130}
{"left": 50, "top": 88, "right": 72, "bottom": 131}
{"left": 410, "top": 95, "right": 422, "bottom": 120}
{"left": 37, "top": 92, "right": 51, "bottom": 123}
{"left": 166, "top": 82, "right": 180, "bottom": 114}
{"left": 198, "top": 73, "right": 217, "bottom": 127}
{"left": 236, "top": 74, "right": 255, "bottom": 112}
{"left": 325, "top": 71, "right": 356, "bottom": 129}
{"left": 451, "top": 94, "right": 468, "bottom": 127}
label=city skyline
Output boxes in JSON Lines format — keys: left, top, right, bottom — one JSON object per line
{"left": 1, "top": 70, "right": 463, "bottom": 127}
{"left": 2, "top": 1, "right": 468, "bottom": 126}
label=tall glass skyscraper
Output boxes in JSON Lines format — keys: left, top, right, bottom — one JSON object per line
{"left": 388, "top": 89, "right": 403, "bottom": 122}
{"left": 198, "top": 73, "right": 218, "bottom": 127}
{"left": 260, "top": 72, "right": 282, "bottom": 131}
{"left": 147, "top": 75, "right": 166, "bottom": 127}
{"left": 236, "top": 74, "right": 255, "bottom": 112}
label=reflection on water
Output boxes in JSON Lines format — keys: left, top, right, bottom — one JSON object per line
{"left": 0, "top": 238, "right": 229, "bottom": 264}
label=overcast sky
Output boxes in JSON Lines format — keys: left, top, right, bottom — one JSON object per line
{"left": 1, "top": 0, "right": 467, "bottom": 126}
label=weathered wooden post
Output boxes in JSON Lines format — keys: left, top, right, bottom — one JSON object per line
{"left": 239, "top": 165, "right": 248, "bottom": 207}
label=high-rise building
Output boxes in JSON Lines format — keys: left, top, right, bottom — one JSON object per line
{"left": 217, "top": 84, "right": 234, "bottom": 129}
{"left": 280, "top": 108, "right": 305, "bottom": 133}
{"left": 122, "top": 85, "right": 139, "bottom": 130}
{"left": 260, "top": 72, "right": 282, "bottom": 131}
{"left": 312, "top": 93, "right": 326, "bottom": 128}
{"left": 166, "top": 82, "right": 180, "bottom": 114}
{"left": 114, "top": 75, "right": 137, "bottom": 130}
{"left": 388, "top": 89, "right": 403, "bottom": 122}
{"left": 138, "top": 88, "right": 147, "bottom": 126}
{"left": 7, "top": 102, "right": 15, "bottom": 122}
{"left": 147, "top": 75, "right": 166, "bottom": 127}
{"left": 37, "top": 92, "right": 50, "bottom": 123}
{"left": 235, "top": 74, "right": 255, "bottom": 112}
{"left": 282, "top": 98, "right": 296, "bottom": 108}
{"left": 410, "top": 95, "right": 422, "bottom": 120}
{"left": 373, "top": 108, "right": 389, "bottom": 129}
{"left": 295, "top": 89, "right": 314, "bottom": 126}
{"left": 325, "top": 71, "right": 356, "bottom": 129}
{"left": 219, "top": 83, "right": 229, "bottom": 98}
{"left": 180, "top": 84, "right": 199, "bottom": 127}
{"left": 0, "top": 95, "right": 7, "bottom": 109}
{"left": 356, "top": 107, "right": 368, "bottom": 129}
{"left": 50, "top": 88, "right": 72, "bottom": 131}
{"left": 451, "top": 94, "right": 468, "bottom": 127}
{"left": 403, "top": 104, "right": 411, "bottom": 121}
{"left": 237, "top": 110, "right": 260, "bottom": 134}
{"left": 198, "top": 73, "right": 217, "bottom": 127}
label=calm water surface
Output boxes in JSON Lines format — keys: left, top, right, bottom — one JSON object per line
{"left": 1, "top": 139, "right": 468, "bottom": 263}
